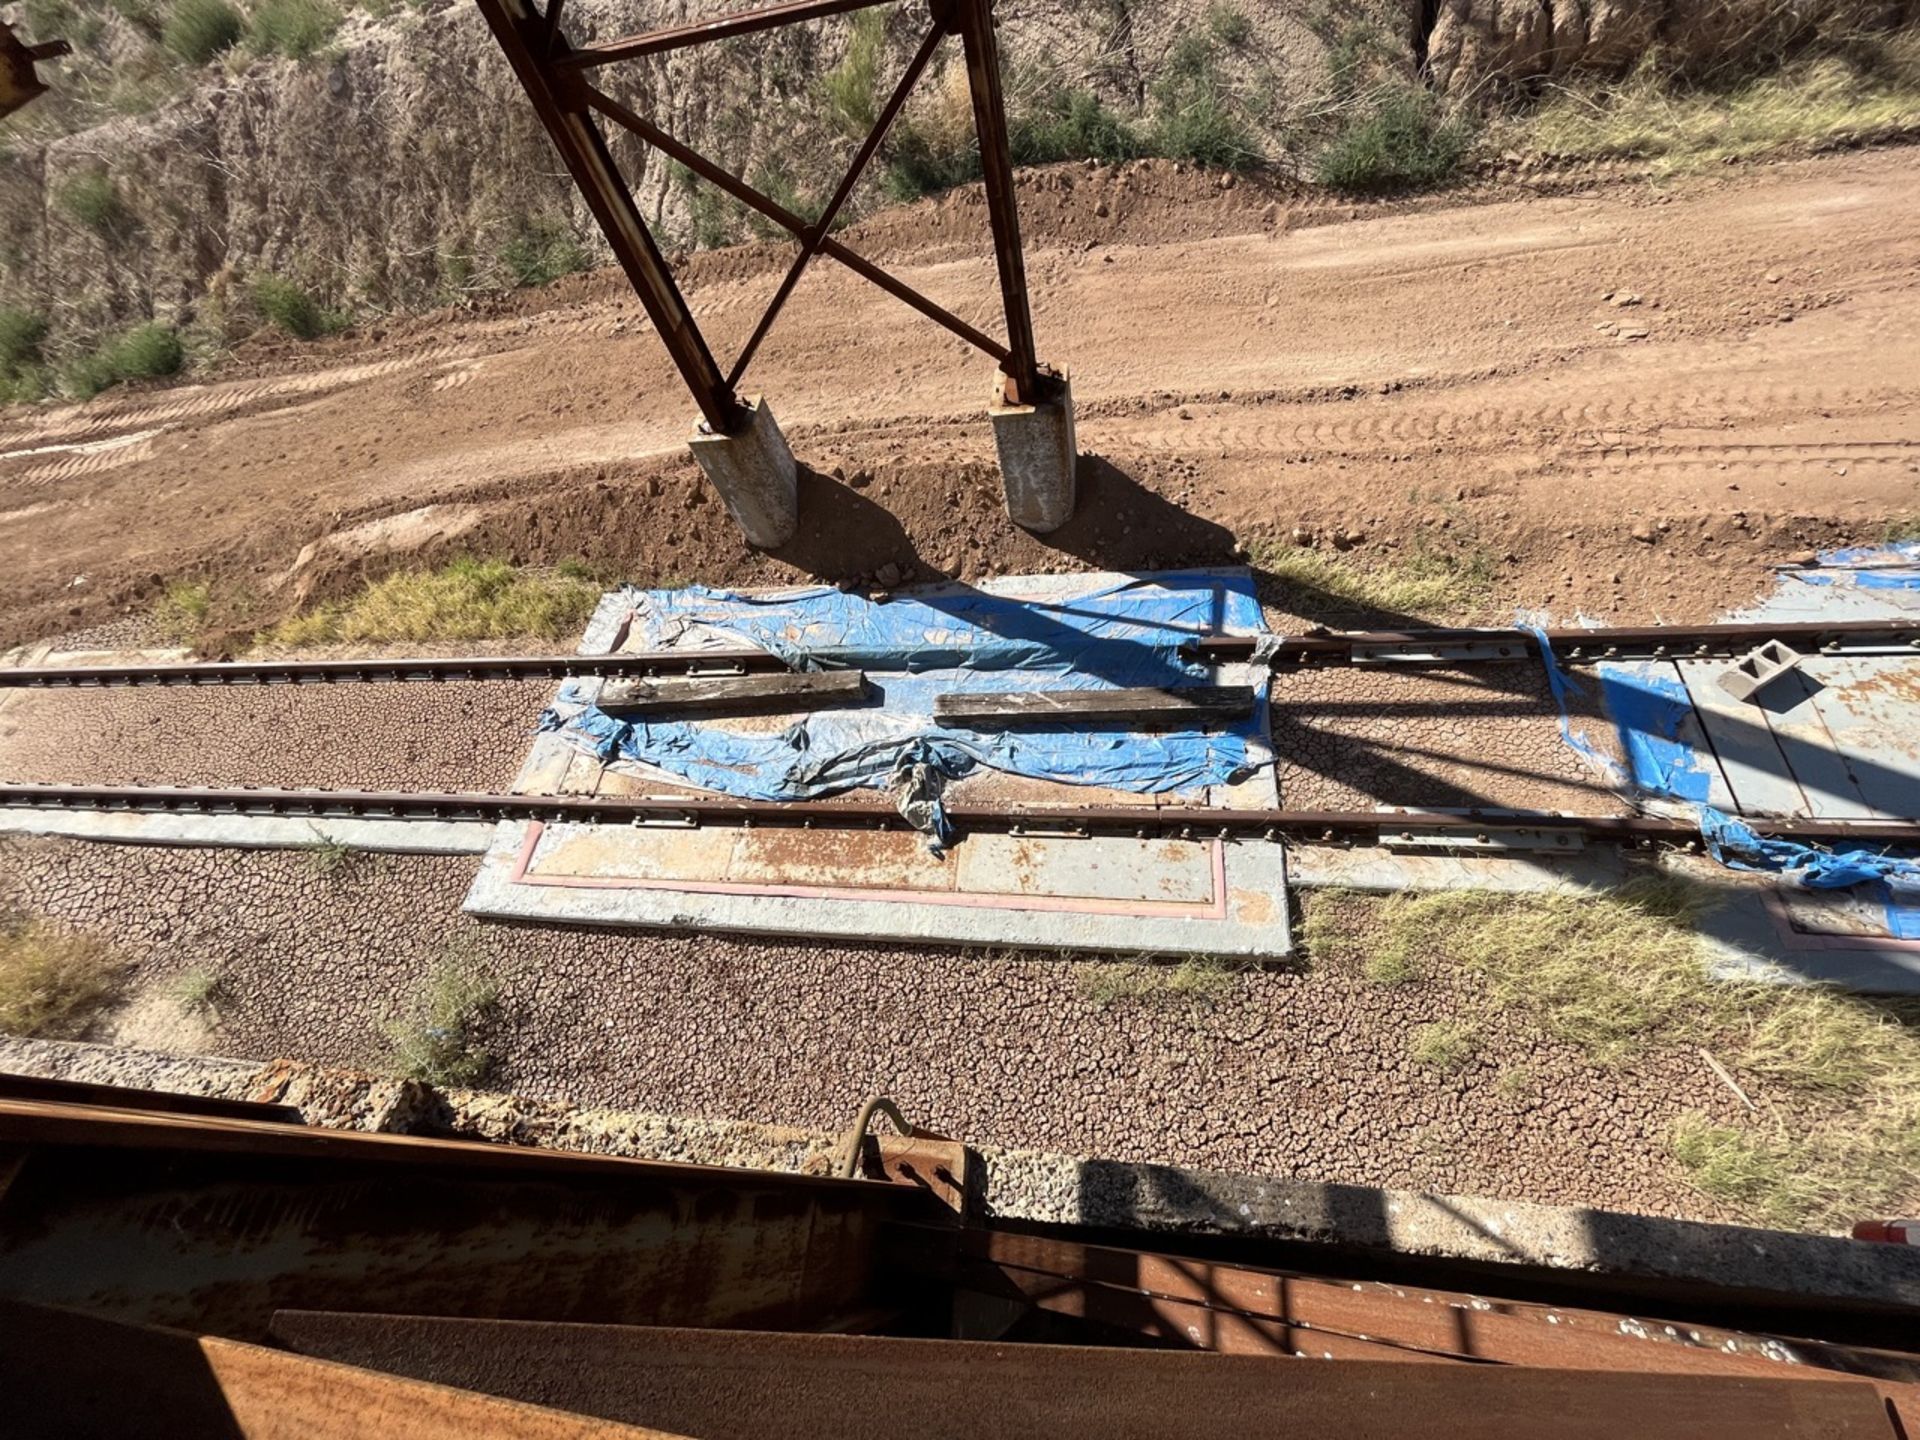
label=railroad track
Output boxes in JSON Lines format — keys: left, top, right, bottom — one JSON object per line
{"left": 3, "top": 783, "right": 1916, "bottom": 850}
{"left": 2, "top": 619, "right": 1915, "bottom": 688}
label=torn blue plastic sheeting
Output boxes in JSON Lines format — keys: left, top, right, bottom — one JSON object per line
{"left": 1526, "top": 625, "right": 1623, "bottom": 786}
{"left": 541, "top": 573, "right": 1270, "bottom": 837}
{"left": 1697, "top": 804, "right": 1920, "bottom": 891}
{"left": 1594, "top": 663, "right": 1713, "bottom": 803}
{"left": 1784, "top": 541, "right": 1920, "bottom": 591}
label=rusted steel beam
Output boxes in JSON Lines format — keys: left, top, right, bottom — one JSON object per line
{"left": 556, "top": 0, "right": 895, "bottom": 71}
{"left": 949, "top": 0, "right": 1042, "bottom": 402}
{"left": 726, "top": 20, "right": 948, "bottom": 388}
{"left": 1188, "top": 618, "right": 1920, "bottom": 668}
{"left": 0, "top": 1098, "right": 948, "bottom": 1342}
{"left": 965, "top": 1232, "right": 1920, "bottom": 1431}
{"left": 1, "top": 1299, "right": 679, "bottom": 1440}
{"left": 474, "top": 0, "right": 741, "bottom": 433}
{"left": 6, "top": 782, "right": 1919, "bottom": 847}
{"left": 0, "top": 1071, "right": 301, "bottom": 1123}
{"left": 584, "top": 86, "right": 1010, "bottom": 362}
{"left": 259, "top": 1316, "right": 1898, "bottom": 1439}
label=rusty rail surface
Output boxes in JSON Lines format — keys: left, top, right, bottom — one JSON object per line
{"left": 7, "top": 619, "right": 1911, "bottom": 688}
{"left": 1189, "top": 618, "right": 1920, "bottom": 667}
{"left": 0, "top": 649, "right": 787, "bottom": 688}
{"left": 3, "top": 782, "right": 1917, "bottom": 847}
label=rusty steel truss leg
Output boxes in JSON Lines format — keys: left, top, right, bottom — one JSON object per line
{"left": 474, "top": 0, "right": 742, "bottom": 436}
{"left": 474, "top": 0, "right": 1074, "bottom": 536}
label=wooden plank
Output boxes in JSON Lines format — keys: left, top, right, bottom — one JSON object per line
{"left": 597, "top": 670, "right": 866, "bottom": 716}
{"left": 933, "top": 686, "right": 1254, "bottom": 727}
{"left": 1678, "top": 659, "right": 1808, "bottom": 817}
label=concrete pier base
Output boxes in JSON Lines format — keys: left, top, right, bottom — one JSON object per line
{"left": 989, "top": 371, "right": 1077, "bottom": 532}
{"left": 687, "top": 397, "right": 797, "bottom": 548}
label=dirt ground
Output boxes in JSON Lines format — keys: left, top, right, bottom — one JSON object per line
{"left": 3, "top": 149, "right": 1918, "bottom": 650}
{"left": 4, "top": 149, "right": 1920, "bottom": 1227}
{"left": 0, "top": 838, "right": 1764, "bottom": 1225}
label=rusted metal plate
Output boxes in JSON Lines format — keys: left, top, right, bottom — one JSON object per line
{"left": 863, "top": 1132, "right": 970, "bottom": 1218}
{"left": 263, "top": 1316, "right": 1897, "bottom": 1439}
{"left": 964, "top": 1232, "right": 1920, "bottom": 1426}
{"left": 2, "top": 1298, "right": 685, "bottom": 1440}
{"left": 931, "top": 686, "right": 1255, "bottom": 727}
{"left": 0, "top": 1099, "right": 944, "bottom": 1341}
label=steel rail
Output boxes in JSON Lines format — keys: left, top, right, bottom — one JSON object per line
{"left": 0, "top": 650, "right": 787, "bottom": 688}
{"left": 1188, "top": 618, "right": 1920, "bottom": 667}
{"left": 5, "top": 782, "right": 1917, "bottom": 848}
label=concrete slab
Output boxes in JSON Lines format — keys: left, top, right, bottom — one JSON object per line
{"left": 466, "top": 819, "right": 1290, "bottom": 955}
{"left": 686, "top": 396, "right": 797, "bottom": 548}
{"left": 476, "top": 568, "right": 1289, "bottom": 955}
{"left": 0, "top": 808, "right": 492, "bottom": 854}
{"left": 989, "top": 372, "right": 1076, "bottom": 532}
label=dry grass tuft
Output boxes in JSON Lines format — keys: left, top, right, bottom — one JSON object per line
{"left": 384, "top": 950, "right": 501, "bottom": 1088}
{"left": 1524, "top": 39, "right": 1920, "bottom": 176}
{"left": 1080, "top": 954, "right": 1247, "bottom": 1012}
{"left": 1410, "top": 1018, "right": 1478, "bottom": 1070}
{"left": 1303, "top": 880, "right": 1920, "bottom": 1228}
{"left": 265, "top": 558, "right": 600, "bottom": 647}
{"left": 0, "top": 915, "right": 125, "bottom": 1038}
{"left": 1252, "top": 539, "right": 1496, "bottom": 622}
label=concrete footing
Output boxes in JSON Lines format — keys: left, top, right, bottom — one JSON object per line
{"left": 989, "top": 371, "right": 1077, "bottom": 532}
{"left": 687, "top": 397, "right": 797, "bottom": 548}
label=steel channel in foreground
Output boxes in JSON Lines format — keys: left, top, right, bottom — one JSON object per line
{"left": 3, "top": 782, "right": 1916, "bottom": 848}
{"left": 1188, "top": 618, "right": 1920, "bottom": 667}
{"left": 0, "top": 649, "right": 787, "bottom": 688}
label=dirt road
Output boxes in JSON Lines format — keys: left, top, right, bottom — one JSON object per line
{"left": 3, "top": 150, "right": 1918, "bottom": 647}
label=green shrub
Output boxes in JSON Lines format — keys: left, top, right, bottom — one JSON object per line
{"left": 825, "top": 8, "right": 886, "bottom": 137}
{"left": 384, "top": 952, "right": 500, "bottom": 1087}
{"left": 673, "top": 163, "right": 735, "bottom": 250}
{"left": 251, "top": 274, "right": 342, "bottom": 340}
{"left": 248, "top": 0, "right": 340, "bottom": 59}
{"left": 163, "top": 0, "right": 245, "bottom": 63}
{"left": 879, "top": 119, "right": 975, "bottom": 201}
{"left": 1208, "top": 3, "right": 1252, "bottom": 49}
{"left": 62, "top": 323, "right": 184, "bottom": 399}
{"left": 1314, "top": 86, "right": 1473, "bottom": 193}
{"left": 1149, "top": 37, "right": 1261, "bottom": 168}
{"left": 58, "top": 170, "right": 130, "bottom": 235}
{"left": 1013, "top": 88, "right": 1144, "bottom": 165}
{"left": 497, "top": 215, "right": 588, "bottom": 288}
{"left": 746, "top": 157, "right": 815, "bottom": 239}
{"left": 0, "top": 307, "right": 47, "bottom": 376}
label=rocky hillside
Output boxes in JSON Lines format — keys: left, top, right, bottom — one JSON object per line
{"left": 0, "top": 0, "right": 1914, "bottom": 378}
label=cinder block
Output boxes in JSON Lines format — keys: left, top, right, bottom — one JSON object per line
{"left": 1717, "top": 639, "right": 1803, "bottom": 703}
{"left": 989, "top": 371, "right": 1077, "bottom": 532}
{"left": 687, "top": 397, "right": 798, "bottom": 548}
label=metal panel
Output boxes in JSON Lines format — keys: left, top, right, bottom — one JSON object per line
{"left": 1794, "top": 656, "right": 1920, "bottom": 820}
{"left": 0, "top": 1099, "right": 945, "bottom": 1341}
{"left": 1, "top": 1298, "right": 685, "bottom": 1440}
{"left": 263, "top": 1315, "right": 1897, "bottom": 1439}
{"left": 1767, "top": 668, "right": 1878, "bottom": 819}
{"left": 1677, "top": 659, "right": 1807, "bottom": 817}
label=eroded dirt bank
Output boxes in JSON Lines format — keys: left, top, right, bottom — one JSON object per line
{"left": 4, "top": 149, "right": 1917, "bottom": 647}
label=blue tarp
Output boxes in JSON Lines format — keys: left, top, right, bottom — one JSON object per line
{"left": 540, "top": 572, "right": 1270, "bottom": 841}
